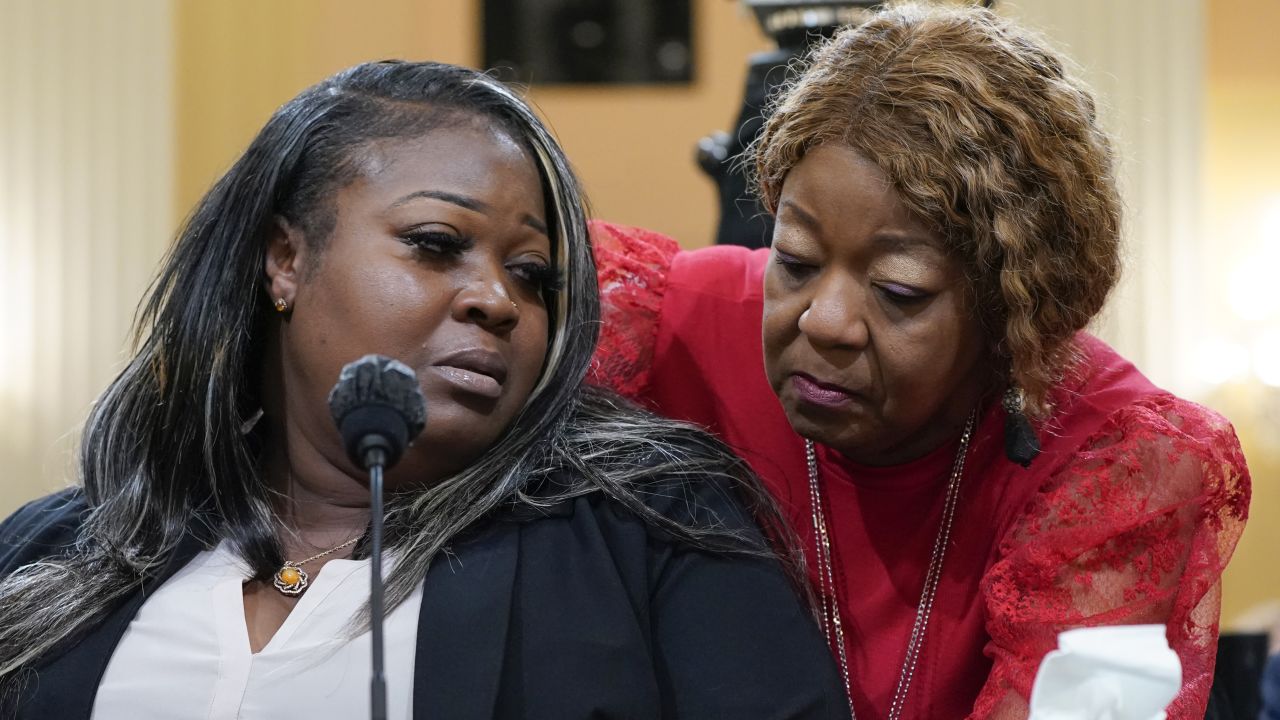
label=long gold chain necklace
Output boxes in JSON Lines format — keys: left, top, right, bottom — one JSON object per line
{"left": 806, "top": 410, "right": 976, "bottom": 720}
{"left": 272, "top": 536, "right": 361, "bottom": 596}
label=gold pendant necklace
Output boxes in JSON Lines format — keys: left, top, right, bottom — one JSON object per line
{"left": 807, "top": 410, "right": 976, "bottom": 720}
{"left": 272, "top": 536, "right": 361, "bottom": 596}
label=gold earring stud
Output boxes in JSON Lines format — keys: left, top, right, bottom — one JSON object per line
{"left": 274, "top": 298, "right": 289, "bottom": 313}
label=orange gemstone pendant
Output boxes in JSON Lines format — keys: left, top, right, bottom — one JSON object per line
{"left": 269, "top": 534, "right": 358, "bottom": 597}
{"left": 273, "top": 563, "right": 309, "bottom": 596}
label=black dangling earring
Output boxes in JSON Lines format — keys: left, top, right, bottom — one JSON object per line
{"left": 1002, "top": 386, "right": 1040, "bottom": 467}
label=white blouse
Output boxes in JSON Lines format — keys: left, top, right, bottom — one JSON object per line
{"left": 93, "top": 541, "right": 423, "bottom": 720}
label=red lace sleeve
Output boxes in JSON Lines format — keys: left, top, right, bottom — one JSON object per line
{"left": 586, "top": 221, "right": 681, "bottom": 401}
{"left": 973, "top": 394, "right": 1251, "bottom": 719}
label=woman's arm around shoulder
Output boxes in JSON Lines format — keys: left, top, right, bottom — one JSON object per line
{"left": 589, "top": 221, "right": 682, "bottom": 401}
{"left": 974, "top": 394, "right": 1250, "bottom": 719}
{"left": 588, "top": 221, "right": 770, "bottom": 409}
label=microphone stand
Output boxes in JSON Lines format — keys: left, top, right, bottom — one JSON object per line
{"left": 327, "top": 353, "right": 427, "bottom": 720}
{"left": 364, "top": 446, "right": 389, "bottom": 720}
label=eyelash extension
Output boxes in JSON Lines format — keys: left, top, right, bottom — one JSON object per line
{"left": 402, "top": 230, "right": 562, "bottom": 293}
{"left": 512, "top": 262, "right": 565, "bottom": 293}
{"left": 401, "top": 230, "right": 474, "bottom": 254}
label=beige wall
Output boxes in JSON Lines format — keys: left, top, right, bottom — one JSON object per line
{"left": 1203, "top": 0, "right": 1280, "bottom": 626}
{"left": 0, "top": 0, "right": 173, "bottom": 517}
{"left": 175, "top": 1, "right": 474, "bottom": 219}
{"left": 175, "top": 0, "right": 769, "bottom": 248}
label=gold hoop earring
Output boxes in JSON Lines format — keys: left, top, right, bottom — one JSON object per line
{"left": 274, "top": 298, "right": 289, "bottom": 313}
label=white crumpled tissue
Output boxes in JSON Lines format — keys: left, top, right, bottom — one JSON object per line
{"left": 1027, "top": 624, "right": 1182, "bottom": 720}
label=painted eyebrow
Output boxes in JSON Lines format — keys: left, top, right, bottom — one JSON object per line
{"left": 869, "top": 231, "right": 947, "bottom": 257}
{"left": 780, "top": 199, "right": 943, "bottom": 256}
{"left": 390, "top": 189, "right": 549, "bottom": 236}
{"left": 777, "top": 199, "right": 823, "bottom": 234}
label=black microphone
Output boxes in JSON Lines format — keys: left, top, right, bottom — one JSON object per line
{"left": 328, "top": 354, "right": 426, "bottom": 720}
{"left": 329, "top": 354, "right": 427, "bottom": 471}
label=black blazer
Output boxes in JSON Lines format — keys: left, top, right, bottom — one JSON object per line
{"left": 0, "top": 479, "right": 850, "bottom": 719}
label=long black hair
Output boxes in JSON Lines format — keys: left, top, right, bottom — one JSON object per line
{"left": 0, "top": 61, "right": 800, "bottom": 691}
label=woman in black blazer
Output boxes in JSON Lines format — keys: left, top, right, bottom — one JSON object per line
{"left": 0, "top": 61, "right": 847, "bottom": 719}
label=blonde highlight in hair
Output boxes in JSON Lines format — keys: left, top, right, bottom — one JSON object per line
{"left": 752, "top": 2, "right": 1122, "bottom": 416}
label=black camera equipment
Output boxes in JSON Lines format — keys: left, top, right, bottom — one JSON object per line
{"left": 697, "top": 0, "right": 993, "bottom": 249}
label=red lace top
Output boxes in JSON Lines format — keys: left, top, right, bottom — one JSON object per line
{"left": 588, "top": 221, "right": 1251, "bottom": 719}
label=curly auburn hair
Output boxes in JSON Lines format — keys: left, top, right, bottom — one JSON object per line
{"left": 752, "top": 2, "right": 1122, "bottom": 417}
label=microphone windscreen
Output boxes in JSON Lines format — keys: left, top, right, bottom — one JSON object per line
{"left": 327, "top": 355, "right": 427, "bottom": 469}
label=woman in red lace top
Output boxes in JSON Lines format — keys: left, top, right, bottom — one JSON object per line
{"left": 588, "top": 4, "right": 1250, "bottom": 719}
